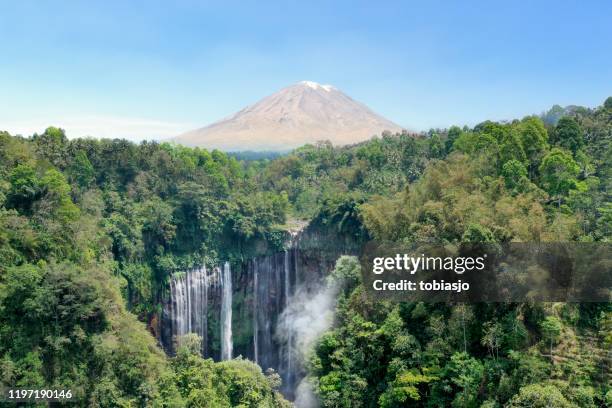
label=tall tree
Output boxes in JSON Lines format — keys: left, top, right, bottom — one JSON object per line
{"left": 539, "top": 148, "right": 581, "bottom": 207}
{"left": 552, "top": 116, "right": 583, "bottom": 154}
{"left": 519, "top": 117, "right": 549, "bottom": 178}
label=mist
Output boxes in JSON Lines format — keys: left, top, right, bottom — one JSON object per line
{"left": 276, "top": 282, "right": 340, "bottom": 408}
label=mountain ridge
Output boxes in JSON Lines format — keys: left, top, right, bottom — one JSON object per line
{"left": 174, "top": 81, "right": 404, "bottom": 151}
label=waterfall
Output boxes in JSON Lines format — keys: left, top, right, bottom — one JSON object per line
{"left": 202, "top": 269, "right": 208, "bottom": 354}
{"left": 164, "top": 262, "right": 234, "bottom": 361}
{"left": 253, "top": 261, "right": 259, "bottom": 364}
{"left": 220, "top": 262, "right": 233, "bottom": 360}
{"left": 294, "top": 234, "right": 300, "bottom": 288}
{"left": 284, "top": 240, "right": 295, "bottom": 393}
{"left": 248, "top": 232, "right": 304, "bottom": 399}
{"left": 284, "top": 248, "right": 291, "bottom": 305}
{"left": 168, "top": 266, "right": 209, "bottom": 356}
{"left": 162, "top": 222, "right": 353, "bottom": 404}
{"left": 161, "top": 223, "right": 349, "bottom": 407}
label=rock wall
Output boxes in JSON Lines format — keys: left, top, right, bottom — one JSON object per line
{"left": 160, "top": 222, "right": 362, "bottom": 400}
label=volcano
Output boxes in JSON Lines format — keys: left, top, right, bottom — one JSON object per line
{"left": 174, "top": 81, "right": 403, "bottom": 151}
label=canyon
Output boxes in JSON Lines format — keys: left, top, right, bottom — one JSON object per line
{"left": 159, "top": 222, "right": 361, "bottom": 402}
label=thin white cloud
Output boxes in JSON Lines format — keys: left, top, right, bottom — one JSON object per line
{"left": 1, "top": 115, "right": 194, "bottom": 142}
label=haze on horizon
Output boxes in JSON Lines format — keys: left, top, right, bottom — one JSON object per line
{"left": 0, "top": 1, "right": 610, "bottom": 141}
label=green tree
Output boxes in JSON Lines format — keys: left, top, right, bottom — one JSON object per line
{"left": 506, "top": 383, "right": 572, "bottom": 408}
{"left": 518, "top": 117, "right": 549, "bottom": 178}
{"left": 39, "top": 168, "right": 80, "bottom": 223}
{"left": 33, "top": 126, "right": 68, "bottom": 168}
{"left": 474, "top": 120, "right": 508, "bottom": 142}
{"left": 454, "top": 132, "right": 499, "bottom": 157}
{"left": 461, "top": 223, "right": 495, "bottom": 243}
{"left": 379, "top": 370, "right": 438, "bottom": 407}
{"left": 141, "top": 199, "right": 176, "bottom": 256}
{"left": 539, "top": 148, "right": 581, "bottom": 206}
{"left": 540, "top": 316, "right": 562, "bottom": 357}
{"left": 552, "top": 116, "right": 583, "bottom": 154}
{"left": 445, "top": 352, "right": 484, "bottom": 408}
{"left": 501, "top": 160, "right": 529, "bottom": 194}
{"left": 499, "top": 129, "right": 527, "bottom": 165}
{"left": 481, "top": 321, "right": 503, "bottom": 360}
{"left": 69, "top": 150, "right": 95, "bottom": 188}
{"left": 327, "top": 255, "right": 361, "bottom": 293}
{"left": 6, "top": 164, "right": 40, "bottom": 213}
{"left": 428, "top": 133, "right": 444, "bottom": 159}
{"left": 445, "top": 126, "right": 462, "bottom": 153}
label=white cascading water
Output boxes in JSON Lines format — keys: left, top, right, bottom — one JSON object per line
{"left": 220, "top": 262, "right": 233, "bottom": 360}
{"left": 253, "top": 261, "right": 259, "bottom": 364}
{"left": 167, "top": 263, "right": 233, "bottom": 361}
{"left": 163, "top": 223, "right": 351, "bottom": 407}
{"left": 284, "top": 238, "right": 295, "bottom": 391}
{"left": 169, "top": 266, "right": 209, "bottom": 356}
{"left": 164, "top": 230, "right": 340, "bottom": 407}
{"left": 251, "top": 234, "right": 301, "bottom": 399}
{"left": 166, "top": 227, "right": 328, "bottom": 402}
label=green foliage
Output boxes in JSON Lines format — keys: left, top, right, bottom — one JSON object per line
{"left": 169, "top": 336, "right": 289, "bottom": 408}
{"left": 428, "top": 133, "right": 444, "bottom": 159}
{"left": 360, "top": 153, "right": 559, "bottom": 243}
{"left": 6, "top": 164, "right": 40, "bottom": 213}
{"left": 539, "top": 148, "right": 581, "bottom": 205}
{"left": 518, "top": 116, "right": 549, "bottom": 177}
{"left": 39, "top": 168, "right": 80, "bottom": 223}
{"left": 260, "top": 131, "right": 441, "bottom": 219}
{"left": 0, "top": 261, "right": 172, "bottom": 404}
{"left": 378, "top": 370, "right": 437, "bottom": 406}
{"left": 216, "top": 360, "right": 289, "bottom": 407}
{"left": 453, "top": 131, "right": 498, "bottom": 159}
{"left": 552, "top": 116, "right": 584, "bottom": 153}
{"left": 444, "top": 352, "right": 484, "bottom": 407}
{"left": 0, "top": 133, "right": 291, "bottom": 406}
{"left": 445, "top": 126, "right": 462, "bottom": 153}
{"left": 33, "top": 126, "right": 68, "bottom": 168}
{"left": 327, "top": 255, "right": 362, "bottom": 292}
{"left": 461, "top": 223, "right": 495, "bottom": 244}
{"left": 506, "top": 383, "right": 572, "bottom": 408}
{"left": 0, "top": 96, "right": 609, "bottom": 407}
{"left": 540, "top": 316, "right": 562, "bottom": 356}
{"left": 499, "top": 129, "right": 527, "bottom": 165}
{"left": 309, "top": 98, "right": 610, "bottom": 407}
{"left": 69, "top": 150, "right": 95, "bottom": 188}
{"left": 501, "top": 159, "right": 529, "bottom": 194}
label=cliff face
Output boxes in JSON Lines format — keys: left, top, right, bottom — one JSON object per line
{"left": 159, "top": 222, "right": 362, "bottom": 399}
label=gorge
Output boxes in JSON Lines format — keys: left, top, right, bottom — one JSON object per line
{"left": 160, "top": 224, "right": 356, "bottom": 402}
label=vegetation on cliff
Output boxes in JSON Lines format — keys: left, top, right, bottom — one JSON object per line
{"left": 0, "top": 131, "right": 289, "bottom": 406}
{"left": 304, "top": 99, "right": 611, "bottom": 407}
{"left": 0, "top": 97, "right": 609, "bottom": 406}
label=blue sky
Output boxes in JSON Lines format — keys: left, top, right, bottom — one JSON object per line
{"left": 1, "top": 0, "right": 610, "bottom": 140}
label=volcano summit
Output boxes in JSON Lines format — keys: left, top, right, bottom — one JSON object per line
{"left": 174, "top": 81, "right": 403, "bottom": 151}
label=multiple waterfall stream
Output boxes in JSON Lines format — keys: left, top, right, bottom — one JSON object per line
{"left": 162, "top": 226, "right": 353, "bottom": 402}
{"left": 165, "top": 263, "right": 233, "bottom": 360}
{"left": 167, "top": 266, "right": 209, "bottom": 356}
{"left": 220, "top": 262, "right": 233, "bottom": 360}
{"left": 250, "top": 239, "right": 301, "bottom": 397}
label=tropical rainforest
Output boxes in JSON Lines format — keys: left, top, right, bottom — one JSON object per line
{"left": 0, "top": 97, "right": 610, "bottom": 407}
